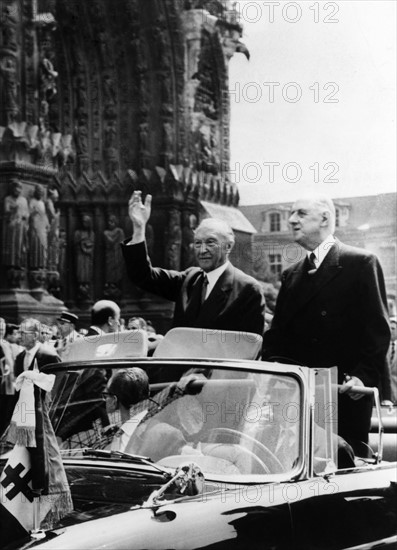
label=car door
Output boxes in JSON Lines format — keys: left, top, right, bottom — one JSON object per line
{"left": 290, "top": 465, "right": 397, "bottom": 549}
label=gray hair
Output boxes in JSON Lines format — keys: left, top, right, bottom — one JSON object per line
{"left": 194, "top": 218, "right": 235, "bottom": 245}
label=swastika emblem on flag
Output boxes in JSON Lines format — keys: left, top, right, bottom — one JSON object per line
{"left": 1, "top": 463, "right": 34, "bottom": 502}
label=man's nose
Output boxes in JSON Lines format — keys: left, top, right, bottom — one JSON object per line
{"left": 288, "top": 212, "right": 297, "bottom": 224}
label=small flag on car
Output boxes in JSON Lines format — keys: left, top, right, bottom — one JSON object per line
{"left": 0, "top": 369, "right": 73, "bottom": 548}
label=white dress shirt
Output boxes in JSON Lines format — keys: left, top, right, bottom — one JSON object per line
{"left": 110, "top": 409, "right": 148, "bottom": 452}
{"left": 307, "top": 234, "right": 336, "bottom": 269}
{"left": 23, "top": 342, "right": 41, "bottom": 371}
{"left": 203, "top": 261, "right": 230, "bottom": 300}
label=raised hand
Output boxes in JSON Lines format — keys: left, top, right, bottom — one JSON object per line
{"left": 128, "top": 191, "right": 152, "bottom": 229}
{"left": 127, "top": 191, "right": 152, "bottom": 244}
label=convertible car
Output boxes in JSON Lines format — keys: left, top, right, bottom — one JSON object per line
{"left": 1, "top": 328, "right": 396, "bottom": 550}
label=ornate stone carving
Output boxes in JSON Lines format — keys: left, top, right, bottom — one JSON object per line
{"left": 40, "top": 55, "right": 58, "bottom": 102}
{"left": 75, "top": 122, "right": 89, "bottom": 172}
{"left": 104, "top": 119, "right": 119, "bottom": 175}
{"left": 47, "top": 270, "right": 61, "bottom": 298}
{"left": 0, "top": 57, "right": 19, "bottom": 123}
{"left": 1, "top": 4, "right": 18, "bottom": 51}
{"left": 162, "top": 121, "right": 174, "bottom": 164}
{"left": 103, "top": 73, "right": 117, "bottom": 106}
{"left": 57, "top": 227, "right": 67, "bottom": 281}
{"left": 165, "top": 208, "right": 182, "bottom": 270}
{"left": 5, "top": 267, "right": 24, "bottom": 289}
{"left": 28, "top": 269, "right": 46, "bottom": 290}
{"left": 181, "top": 211, "right": 197, "bottom": 268}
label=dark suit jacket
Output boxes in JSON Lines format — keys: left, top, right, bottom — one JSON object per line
{"left": 14, "top": 344, "right": 61, "bottom": 378}
{"left": 263, "top": 240, "right": 390, "bottom": 386}
{"left": 263, "top": 240, "right": 390, "bottom": 449}
{"left": 122, "top": 241, "right": 265, "bottom": 336}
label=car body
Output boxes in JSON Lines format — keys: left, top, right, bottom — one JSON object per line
{"left": 1, "top": 329, "right": 396, "bottom": 550}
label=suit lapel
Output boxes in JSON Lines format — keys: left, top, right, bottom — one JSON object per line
{"left": 181, "top": 269, "right": 202, "bottom": 312}
{"left": 309, "top": 242, "right": 342, "bottom": 293}
{"left": 14, "top": 350, "right": 26, "bottom": 377}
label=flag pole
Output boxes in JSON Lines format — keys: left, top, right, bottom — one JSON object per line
{"left": 30, "top": 496, "right": 45, "bottom": 540}
{"left": 30, "top": 360, "right": 45, "bottom": 540}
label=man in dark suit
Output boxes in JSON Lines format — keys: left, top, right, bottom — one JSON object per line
{"left": 263, "top": 195, "right": 390, "bottom": 455}
{"left": 122, "top": 191, "right": 265, "bottom": 336}
{"left": 14, "top": 318, "right": 61, "bottom": 377}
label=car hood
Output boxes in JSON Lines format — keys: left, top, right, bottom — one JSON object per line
{"left": 14, "top": 482, "right": 294, "bottom": 550}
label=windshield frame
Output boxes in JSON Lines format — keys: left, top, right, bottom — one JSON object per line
{"left": 42, "top": 358, "right": 309, "bottom": 483}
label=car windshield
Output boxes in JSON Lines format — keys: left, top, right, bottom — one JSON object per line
{"left": 49, "top": 363, "right": 302, "bottom": 479}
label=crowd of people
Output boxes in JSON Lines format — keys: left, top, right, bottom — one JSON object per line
{"left": 1, "top": 191, "right": 396, "bottom": 459}
{"left": 0, "top": 303, "right": 164, "bottom": 398}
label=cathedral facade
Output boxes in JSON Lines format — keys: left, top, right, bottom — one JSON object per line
{"left": 0, "top": 0, "right": 250, "bottom": 328}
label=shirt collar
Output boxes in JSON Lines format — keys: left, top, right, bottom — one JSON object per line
{"left": 25, "top": 342, "right": 41, "bottom": 356}
{"left": 205, "top": 261, "right": 230, "bottom": 295}
{"left": 307, "top": 234, "right": 335, "bottom": 267}
{"left": 122, "top": 409, "right": 148, "bottom": 435}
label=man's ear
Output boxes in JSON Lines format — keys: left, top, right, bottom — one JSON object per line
{"left": 321, "top": 211, "right": 330, "bottom": 226}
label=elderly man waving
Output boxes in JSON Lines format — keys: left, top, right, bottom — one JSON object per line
{"left": 121, "top": 191, "right": 265, "bottom": 336}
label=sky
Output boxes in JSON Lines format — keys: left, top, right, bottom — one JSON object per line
{"left": 228, "top": 1, "right": 396, "bottom": 205}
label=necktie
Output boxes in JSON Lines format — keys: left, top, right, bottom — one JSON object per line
{"left": 307, "top": 252, "right": 317, "bottom": 274}
{"left": 186, "top": 272, "right": 208, "bottom": 319}
{"left": 201, "top": 274, "right": 209, "bottom": 305}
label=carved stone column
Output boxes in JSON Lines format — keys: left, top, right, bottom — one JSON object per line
{"left": 0, "top": 1, "right": 65, "bottom": 322}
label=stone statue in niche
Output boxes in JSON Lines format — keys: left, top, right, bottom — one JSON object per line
{"left": 45, "top": 188, "right": 60, "bottom": 271}
{"left": 132, "top": 37, "right": 147, "bottom": 73}
{"left": 103, "top": 215, "right": 125, "bottom": 299}
{"left": 74, "top": 214, "right": 95, "bottom": 301}
{"left": 103, "top": 74, "right": 117, "bottom": 105}
{"left": 75, "top": 123, "right": 88, "bottom": 155}
{"left": 40, "top": 55, "right": 58, "bottom": 101}
{"left": 76, "top": 75, "right": 88, "bottom": 107}
{"left": 166, "top": 209, "right": 182, "bottom": 270}
{"left": 181, "top": 212, "right": 197, "bottom": 268}
{"left": 104, "top": 215, "right": 125, "bottom": 285}
{"left": 57, "top": 227, "right": 67, "bottom": 281}
{"left": 138, "top": 77, "right": 149, "bottom": 115}
{"left": 0, "top": 57, "right": 19, "bottom": 122}
{"left": 2, "top": 181, "right": 29, "bottom": 270}
{"left": 139, "top": 122, "right": 149, "bottom": 157}
{"left": 97, "top": 29, "right": 111, "bottom": 64}
{"left": 28, "top": 184, "right": 49, "bottom": 270}
{"left": 104, "top": 120, "right": 119, "bottom": 174}
{"left": 163, "top": 122, "right": 174, "bottom": 161}
{"left": 1, "top": 5, "right": 18, "bottom": 50}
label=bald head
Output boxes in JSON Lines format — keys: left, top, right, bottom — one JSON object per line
{"left": 91, "top": 300, "right": 121, "bottom": 333}
{"left": 288, "top": 194, "right": 335, "bottom": 251}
